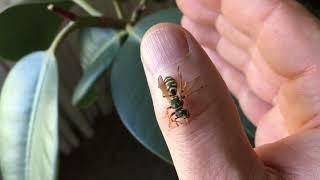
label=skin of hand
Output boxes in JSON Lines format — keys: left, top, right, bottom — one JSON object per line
{"left": 140, "top": 0, "right": 320, "bottom": 179}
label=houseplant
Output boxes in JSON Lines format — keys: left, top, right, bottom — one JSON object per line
{"left": 0, "top": 0, "right": 318, "bottom": 179}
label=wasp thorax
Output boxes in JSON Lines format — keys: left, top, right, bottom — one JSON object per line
{"left": 170, "top": 96, "right": 183, "bottom": 109}
{"left": 170, "top": 89, "right": 177, "bottom": 96}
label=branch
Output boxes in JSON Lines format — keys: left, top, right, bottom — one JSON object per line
{"left": 47, "top": 4, "right": 77, "bottom": 21}
{"left": 78, "top": 17, "right": 127, "bottom": 29}
{"left": 47, "top": 4, "right": 127, "bottom": 29}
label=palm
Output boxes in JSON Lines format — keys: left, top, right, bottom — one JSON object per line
{"left": 177, "top": 0, "right": 320, "bottom": 178}
{"left": 178, "top": 0, "right": 317, "bottom": 144}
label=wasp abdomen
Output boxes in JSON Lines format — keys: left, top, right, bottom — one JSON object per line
{"left": 164, "top": 76, "right": 177, "bottom": 96}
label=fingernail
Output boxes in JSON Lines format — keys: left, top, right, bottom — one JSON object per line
{"left": 141, "top": 26, "right": 190, "bottom": 74}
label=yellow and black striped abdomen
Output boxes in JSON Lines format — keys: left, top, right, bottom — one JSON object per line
{"left": 164, "top": 76, "right": 177, "bottom": 96}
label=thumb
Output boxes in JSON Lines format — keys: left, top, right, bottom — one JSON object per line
{"left": 140, "top": 23, "right": 267, "bottom": 179}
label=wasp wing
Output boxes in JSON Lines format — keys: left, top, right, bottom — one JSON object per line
{"left": 158, "top": 75, "right": 170, "bottom": 99}
{"left": 181, "top": 76, "right": 202, "bottom": 97}
{"left": 177, "top": 66, "right": 184, "bottom": 96}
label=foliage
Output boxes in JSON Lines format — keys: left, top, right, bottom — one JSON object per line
{"left": 111, "top": 8, "right": 181, "bottom": 163}
{"left": 0, "top": 51, "right": 58, "bottom": 180}
{"left": 0, "top": 0, "right": 318, "bottom": 179}
{"left": 0, "top": 3, "right": 69, "bottom": 60}
{"left": 297, "top": 0, "right": 320, "bottom": 17}
{"left": 72, "top": 28, "right": 121, "bottom": 107}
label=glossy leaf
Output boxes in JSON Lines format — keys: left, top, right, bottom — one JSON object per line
{"left": 111, "top": 8, "right": 256, "bottom": 163}
{"left": 0, "top": 51, "right": 59, "bottom": 180}
{"left": 297, "top": 0, "right": 320, "bottom": 17}
{"left": 111, "top": 8, "right": 181, "bottom": 163}
{"left": 111, "top": 36, "right": 172, "bottom": 163}
{"left": 0, "top": 4, "right": 69, "bottom": 61}
{"left": 232, "top": 96, "right": 256, "bottom": 146}
{"left": 0, "top": 0, "right": 66, "bottom": 13}
{"left": 72, "top": 28, "right": 120, "bottom": 107}
{"left": 73, "top": 87, "right": 97, "bottom": 108}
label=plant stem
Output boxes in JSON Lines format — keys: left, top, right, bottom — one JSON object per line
{"left": 78, "top": 16, "right": 127, "bottom": 29}
{"left": 126, "top": 25, "right": 141, "bottom": 42}
{"left": 72, "top": 0, "right": 103, "bottom": 16}
{"left": 48, "top": 22, "right": 77, "bottom": 54}
{"left": 48, "top": 5, "right": 127, "bottom": 29}
{"left": 47, "top": 1, "right": 127, "bottom": 54}
{"left": 47, "top": 4, "right": 77, "bottom": 21}
{"left": 112, "top": 0, "right": 124, "bottom": 20}
{"left": 47, "top": 13, "right": 127, "bottom": 54}
{"left": 130, "top": 0, "right": 147, "bottom": 23}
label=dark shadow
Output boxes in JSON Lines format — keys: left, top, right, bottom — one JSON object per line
{"left": 59, "top": 112, "right": 177, "bottom": 180}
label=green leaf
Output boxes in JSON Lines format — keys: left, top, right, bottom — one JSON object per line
{"left": 0, "top": 0, "right": 66, "bottom": 13}
{"left": 0, "top": 3, "right": 69, "bottom": 61}
{"left": 111, "top": 36, "right": 172, "bottom": 163}
{"left": 72, "top": 28, "right": 121, "bottom": 107}
{"left": 297, "top": 0, "right": 320, "bottom": 17}
{"left": 232, "top": 96, "right": 256, "bottom": 146}
{"left": 0, "top": 51, "right": 59, "bottom": 180}
{"left": 111, "top": 8, "right": 182, "bottom": 163}
{"left": 79, "top": 28, "right": 120, "bottom": 69}
{"left": 111, "top": 8, "right": 256, "bottom": 163}
{"left": 73, "top": 87, "right": 97, "bottom": 108}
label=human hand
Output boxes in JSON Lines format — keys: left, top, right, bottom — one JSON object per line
{"left": 140, "top": 0, "right": 320, "bottom": 179}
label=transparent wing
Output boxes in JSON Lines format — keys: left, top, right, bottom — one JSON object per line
{"left": 177, "top": 66, "right": 184, "bottom": 96}
{"left": 182, "top": 76, "right": 202, "bottom": 97}
{"left": 158, "top": 75, "right": 170, "bottom": 98}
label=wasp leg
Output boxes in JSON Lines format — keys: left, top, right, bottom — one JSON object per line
{"left": 168, "top": 111, "right": 180, "bottom": 127}
{"left": 167, "top": 106, "right": 178, "bottom": 127}
{"left": 174, "top": 116, "right": 191, "bottom": 125}
{"left": 174, "top": 116, "right": 185, "bottom": 126}
{"left": 167, "top": 107, "right": 178, "bottom": 127}
{"left": 171, "top": 112, "right": 181, "bottom": 127}
{"left": 169, "top": 109, "right": 182, "bottom": 127}
{"left": 185, "top": 118, "right": 190, "bottom": 125}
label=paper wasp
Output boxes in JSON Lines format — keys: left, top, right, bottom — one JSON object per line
{"left": 158, "top": 67, "right": 203, "bottom": 127}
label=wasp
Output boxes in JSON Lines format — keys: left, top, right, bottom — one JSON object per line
{"left": 158, "top": 67, "right": 202, "bottom": 127}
